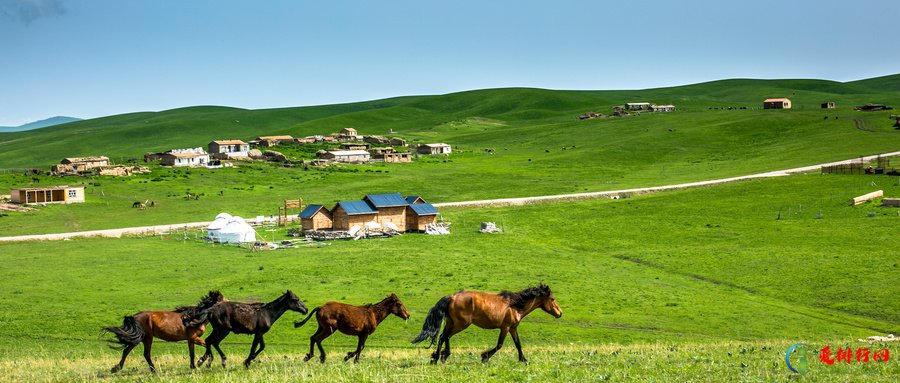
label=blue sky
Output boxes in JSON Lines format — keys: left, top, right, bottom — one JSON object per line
{"left": 1, "top": 0, "right": 898, "bottom": 126}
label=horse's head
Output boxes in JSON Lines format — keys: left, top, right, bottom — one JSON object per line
{"left": 284, "top": 290, "right": 309, "bottom": 315}
{"left": 387, "top": 293, "right": 410, "bottom": 320}
{"left": 539, "top": 284, "right": 562, "bottom": 318}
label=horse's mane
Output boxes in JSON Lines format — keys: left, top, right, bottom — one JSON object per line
{"left": 499, "top": 284, "right": 550, "bottom": 310}
{"left": 176, "top": 290, "right": 223, "bottom": 318}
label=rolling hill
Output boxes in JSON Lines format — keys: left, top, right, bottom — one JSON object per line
{"left": 0, "top": 116, "right": 82, "bottom": 132}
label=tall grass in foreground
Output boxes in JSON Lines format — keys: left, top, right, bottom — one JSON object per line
{"left": 0, "top": 342, "right": 895, "bottom": 383}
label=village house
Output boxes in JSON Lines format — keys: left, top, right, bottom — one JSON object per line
{"left": 418, "top": 143, "right": 452, "bottom": 155}
{"left": 51, "top": 156, "right": 110, "bottom": 174}
{"left": 821, "top": 102, "right": 836, "bottom": 109}
{"left": 763, "top": 98, "right": 792, "bottom": 109}
{"left": 340, "top": 143, "right": 370, "bottom": 151}
{"left": 338, "top": 128, "right": 361, "bottom": 141}
{"left": 390, "top": 137, "right": 408, "bottom": 147}
{"left": 159, "top": 148, "right": 210, "bottom": 167}
{"left": 363, "top": 193, "right": 408, "bottom": 231}
{"left": 367, "top": 147, "right": 395, "bottom": 156}
{"left": 651, "top": 105, "right": 676, "bottom": 112}
{"left": 208, "top": 140, "right": 250, "bottom": 160}
{"left": 319, "top": 150, "right": 371, "bottom": 163}
{"left": 625, "top": 102, "right": 653, "bottom": 111}
{"left": 380, "top": 152, "right": 411, "bottom": 163}
{"left": 10, "top": 185, "right": 85, "bottom": 204}
{"left": 404, "top": 196, "right": 438, "bottom": 231}
{"left": 251, "top": 135, "right": 294, "bottom": 147}
{"left": 331, "top": 200, "right": 378, "bottom": 231}
{"left": 299, "top": 204, "right": 333, "bottom": 231}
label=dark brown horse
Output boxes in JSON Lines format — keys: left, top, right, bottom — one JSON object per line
{"left": 293, "top": 293, "right": 410, "bottom": 363}
{"left": 190, "top": 290, "right": 308, "bottom": 368}
{"left": 411, "top": 284, "right": 562, "bottom": 363}
{"left": 103, "top": 290, "right": 225, "bottom": 373}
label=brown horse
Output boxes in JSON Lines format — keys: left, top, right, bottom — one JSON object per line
{"left": 293, "top": 293, "right": 410, "bottom": 363}
{"left": 103, "top": 290, "right": 225, "bottom": 373}
{"left": 190, "top": 290, "right": 308, "bottom": 368}
{"left": 411, "top": 284, "right": 561, "bottom": 364}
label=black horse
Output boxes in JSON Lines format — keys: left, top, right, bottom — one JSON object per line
{"left": 187, "top": 290, "right": 308, "bottom": 368}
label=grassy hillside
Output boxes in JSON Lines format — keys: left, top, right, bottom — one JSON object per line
{"left": 2, "top": 76, "right": 900, "bottom": 235}
{"left": 0, "top": 174, "right": 897, "bottom": 381}
{"left": 0, "top": 76, "right": 898, "bottom": 170}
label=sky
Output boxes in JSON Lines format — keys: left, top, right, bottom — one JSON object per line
{"left": 1, "top": 0, "right": 898, "bottom": 127}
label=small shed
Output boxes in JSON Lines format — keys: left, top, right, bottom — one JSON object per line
{"left": 10, "top": 186, "right": 84, "bottom": 204}
{"left": 332, "top": 201, "right": 378, "bottom": 231}
{"left": 299, "top": 204, "right": 333, "bottom": 231}
{"left": 418, "top": 143, "right": 452, "bottom": 155}
{"left": 821, "top": 102, "right": 835, "bottom": 109}
{"left": 764, "top": 98, "right": 792, "bottom": 109}
{"left": 406, "top": 202, "right": 439, "bottom": 232}
{"left": 363, "top": 193, "right": 408, "bottom": 231}
{"left": 405, "top": 195, "right": 426, "bottom": 204}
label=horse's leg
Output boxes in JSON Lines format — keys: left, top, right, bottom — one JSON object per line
{"left": 440, "top": 319, "right": 467, "bottom": 363}
{"left": 244, "top": 333, "right": 262, "bottom": 368}
{"left": 188, "top": 341, "right": 196, "bottom": 369}
{"left": 510, "top": 327, "right": 527, "bottom": 363}
{"left": 110, "top": 343, "right": 136, "bottom": 373}
{"left": 431, "top": 318, "right": 452, "bottom": 364}
{"left": 345, "top": 333, "right": 368, "bottom": 363}
{"left": 198, "top": 328, "right": 220, "bottom": 367}
{"left": 481, "top": 327, "right": 508, "bottom": 363}
{"left": 305, "top": 326, "right": 329, "bottom": 362}
{"left": 142, "top": 337, "right": 157, "bottom": 373}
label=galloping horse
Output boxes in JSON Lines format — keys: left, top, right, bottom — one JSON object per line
{"left": 412, "top": 284, "right": 561, "bottom": 363}
{"left": 103, "top": 290, "right": 225, "bottom": 373}
{"left": 190, "top": 290, "right": 308, "bottom": 368}
{"left": 294, "top": 293, "right": 410, "bottom": 363}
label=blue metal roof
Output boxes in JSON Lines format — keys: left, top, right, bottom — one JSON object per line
{"left": 337, "top": 200, "right": 377, "bottom": 215}
{"left": 364, "top": 193, "right": 408, "bottom": 207}
{"left": 405, "top": 196, "right": 424, "bottom": 204}
{"left": 409, "top": 203, "right": 438, "bottom": 216}
{"left": 299, "top": 204, "right": 327, "bottom": 219}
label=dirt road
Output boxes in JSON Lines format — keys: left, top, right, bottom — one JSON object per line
{"left": 2, "top": 151, "right": 899, "bottom": 242}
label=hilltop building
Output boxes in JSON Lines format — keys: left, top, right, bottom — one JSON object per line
{"left": 763, "top": 98, "right": 792, "bottom": 109}
{"left": 319, "top": 150, "right": 371, "bottom": 163}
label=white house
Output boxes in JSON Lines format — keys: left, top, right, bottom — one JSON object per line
{"left": 208, "top": 140, "right": 250, "bottom": 159}
{"left": 417, "top": 143, "right": 452, "bottom": 155}
{"left": 160, "top": 148, "right": 210, "bottom": 167}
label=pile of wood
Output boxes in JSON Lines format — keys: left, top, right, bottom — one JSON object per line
{"left": 305, "top": 230, "right": 354, "bottom": 241}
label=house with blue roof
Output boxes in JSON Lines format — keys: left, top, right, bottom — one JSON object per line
{"left": 331, "top": 200, "right": 378, "bottom": 231}
{"left": 302, "top": 192, "right": 441, "bottom": 234}
{"left": 299, "top": 204, "right": 332, "bottom": 231}
{"left": 363, "top": 193, "right": 409, "bottom": 231}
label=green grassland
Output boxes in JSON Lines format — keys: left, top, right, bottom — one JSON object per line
{"left": 0, "top": 174, "right": 898, "bottom": 382}
{"left": 1, "top": 76, "right": 899, "bottom": 381}
{"left": 2, "top": 77, "right": 900, "bottom": 235}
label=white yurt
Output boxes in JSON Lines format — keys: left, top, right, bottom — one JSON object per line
{"left": 206, "top": 213, "right": 233, "bottom": 242}
{"left": 207, "top": 213, "right": 256, "bottom": 243}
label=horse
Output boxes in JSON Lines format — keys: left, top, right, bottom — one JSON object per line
{"left": 102, "top": 290, "right": 225, "bottom": 373}
{"left": 191, "top": 290, "right": 308, "bottom": 368}
{"left": 293, "top": 293, "right": 410, "bottom": 363}
{"left": 411, "top": 284, "right": 562, "bottom": 364}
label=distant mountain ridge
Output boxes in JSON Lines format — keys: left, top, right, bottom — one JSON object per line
{"left": 0, "top": 116, "right": 82, "bottom": 132}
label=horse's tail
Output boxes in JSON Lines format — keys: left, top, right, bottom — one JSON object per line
{"left": 293, "top": 307, "right": 320, "bottom": 328}
{"left": 103, "top": 316, "right": 144, "bottom": 349}
{"left": 178, "top": 290, "right": 224, "bottom": 328}
{"left": 411, "top": 295, "right": 451, "bottom": 347}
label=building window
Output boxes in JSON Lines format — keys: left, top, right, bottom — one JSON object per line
{"left": 68, "top": 189, "right": 76, "bottom": 198}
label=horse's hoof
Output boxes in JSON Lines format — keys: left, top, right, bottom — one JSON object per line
{"left": 303, "top": 355, "right": 312, "bottom": 362}
{"left": 110, "top": 366, "right": 121, "bottom": 373}
{"left": 429, "top": 359, "right": 438, "bottom": 365}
